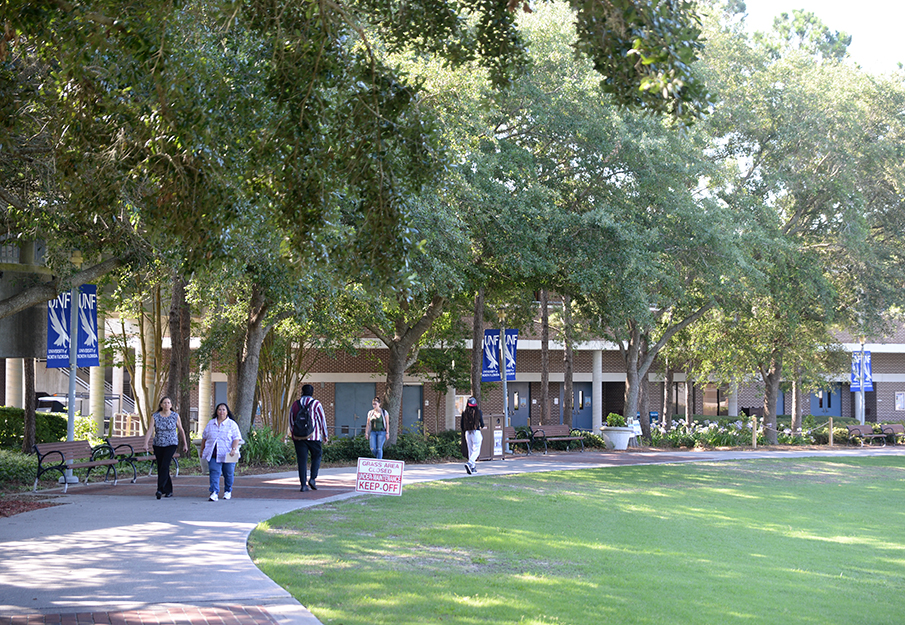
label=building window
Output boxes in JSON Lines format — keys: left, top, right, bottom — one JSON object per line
{"left": 578, "top": 390, "right": 585, "bottom": 410}
{"left": 896, "top": 392, "right": 905, "bottom": 411}
{"left": 672, "top": 382, "right": 687, "bottom": 416}
{"left": 702, "top": 385, "right": 728, "bottom": 416}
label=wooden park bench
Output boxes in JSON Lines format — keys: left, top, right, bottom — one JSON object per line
{"left": 880, "top": 423, "right": 905, "bottom": 445}
{"left": 846, "top": 424, "right": 887, "bottom": 447}
{"left": 106, "top": 435, "right": 181, "bottom": 483}
{"left": 533, "top": 424, "right": 585, "bottom": 454}
{"left": 33, "top": 440, "right": 118, "bottom": 493}
{"left": 503, "top": 426, "right": 536, "bottom": 455}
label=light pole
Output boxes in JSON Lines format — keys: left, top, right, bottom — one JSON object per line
{"left": 500, "top": 322, "right": 509, "bottom": 429}
{"left": 859, "top": 339, "right": 866, "bottom": 425}
{"left": 63, "top": 250, "right": 83, "bottom": 484}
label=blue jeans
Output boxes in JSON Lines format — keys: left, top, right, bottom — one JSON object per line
{"left": 370, "top": 430, "right": 387, "bottom": 459}
{"left": 208, "top": 457, "right": 235, "bottom": 495}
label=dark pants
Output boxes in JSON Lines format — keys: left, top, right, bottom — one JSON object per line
{"left": 293, "top": 439, "right": 323, "bottom": 486}
{"left": 153, "top": 444, "right": 178, "bottom": 495}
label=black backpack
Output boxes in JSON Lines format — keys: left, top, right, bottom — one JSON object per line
{"left": 291, "top": 397, "right": 316, "bottom": 439}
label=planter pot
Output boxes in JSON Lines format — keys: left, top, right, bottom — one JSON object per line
{"left": 601, "top": 426, "right": 634, "bottom": 451}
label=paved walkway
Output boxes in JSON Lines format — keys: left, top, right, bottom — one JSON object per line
{"left": 3, "top": 446, "right": 904, "bottom": 625}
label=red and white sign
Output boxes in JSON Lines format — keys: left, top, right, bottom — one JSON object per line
{"left": 355, "top": 458, "right": 404, "bottom": 496}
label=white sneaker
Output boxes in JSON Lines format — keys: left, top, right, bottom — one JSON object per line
{"left": 223, "top": 491, "right": 232, "bottom": 500}
{"left": 209, "top": 492, "right": 218, "bottom": 501}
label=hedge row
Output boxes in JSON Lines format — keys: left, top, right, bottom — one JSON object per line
{"left": 0, "top": 407, "right": 67, "bottom": 449}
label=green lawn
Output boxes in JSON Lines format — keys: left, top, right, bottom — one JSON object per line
{"left": 249, "top": 457, "right": 905, "bottom": 625}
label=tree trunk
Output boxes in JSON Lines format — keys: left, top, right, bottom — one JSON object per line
{"left": 540, "top": 289, "right": 549, "bottom": 425}
{"left": 22, "top": 358, "right": 36, "bottom": 453}
{"left": 761, "top": 353, "right": 783, "bottom": 445}
{"left": 384, "top": 343, "right": 408, "bottom": 444}
{"left": 621, "top": 323, "right": 645, "bottom": 436}
{"left": 369, "top": 295, "right": 446, "bottom": 446}
{"left": 234, "top": 283, "right": 271, "bottom": 435}
{"left": 471, "top": 288, "right": 484, "bottom": 403}
{"left": 622, "top": 306, "right": 712, "bottom": 437}
{"left": 563, "top": 296, "right": 574, "bottom": 429}
{"left": 663, "top": 365, "right": 674, "bottom": 432}
{"left": 639, "top": 370, "right": 650, "bottom": 435}
{"left": 166, "top": 274, "right": 193, "bottom": 437}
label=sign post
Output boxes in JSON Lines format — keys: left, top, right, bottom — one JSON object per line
{"left": 850, "top": 346, "right": 873, "bottom": 425}
{"left": 47, "top": 284, "right": 100, "bottom": 470}
{"left": 482, "top": 328, "right": 518, "bottom": 430}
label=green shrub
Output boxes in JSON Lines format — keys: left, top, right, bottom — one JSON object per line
{"left": 606, "top": 413, "right": 626, "bottom": 427}
{"left": 385, "top": 429, "right": 431, "bottom": 462}
{"left": 243, "top": 426, "right": 294, "bottom": 466}
{"left": 0, "top": 407, "right": 68, "bottom": 449}
{"left": 322, "top": 435, "right": 371, "bottom": 463}
{"left": 74, "top": 416, "right": 105, "bottom": 446}
{"left": 321, "top": 429, "right": 466, "bottom": 464}
{"left": 430, "top": 429, "right": 465, "bottom": 458}
{"left": 0, "top": 448, "right": 38, "bottom": 485}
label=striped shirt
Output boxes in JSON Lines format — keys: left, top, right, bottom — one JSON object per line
{"left": 291, "top": 396, "right": 329, "bottom": 443}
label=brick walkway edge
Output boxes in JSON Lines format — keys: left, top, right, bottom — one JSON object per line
{"left": 0, "top": 606, "right": 278, "bottom": 625}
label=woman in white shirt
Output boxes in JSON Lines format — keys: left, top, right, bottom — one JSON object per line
{"left": 200, "top": 403, "right": 244, "bottom": 501}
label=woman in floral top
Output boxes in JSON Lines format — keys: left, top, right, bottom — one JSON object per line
{"left": 143, "top": 397, "right": 189, "bottom": 499}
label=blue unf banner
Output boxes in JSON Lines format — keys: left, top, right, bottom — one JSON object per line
{"left": 850, "top": 351, "right": 873, "bottom": 392}
{"left": 481, "top": 329, "right": 518, "bottom": 382}
{"left": 46, "top": 284, "right": 100, "bottom": 368}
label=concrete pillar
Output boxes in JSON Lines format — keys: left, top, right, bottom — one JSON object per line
{"left": 20, "top": 240, "right": 35, "bottom": 265}
{"left": 445, "top": 385, "right": 457, "bottom": 431}
{"left": 592, "top": 350, "right": 603, "bottom": 432}
{"left": 89, "top": 315, "right": 106, "bottom": 436}
{"left": 198, "top": 366, "right": 213, "bottom": 434}
{"left": 112, "top": 365, "right": 124, "bottom": 412}
{"left": 727, "top": 383, "right": 739, "bottom": 418}
{"left": 5, "top": 358, "right": 24, "bottom": 408}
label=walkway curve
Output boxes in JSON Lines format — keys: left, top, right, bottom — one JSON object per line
{"left": 2, "top": 446, "right": 903, "bottom": 624}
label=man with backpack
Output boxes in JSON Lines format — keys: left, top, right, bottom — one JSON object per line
{"left": 287, "top": 384, "right": 329, "bottom": 492}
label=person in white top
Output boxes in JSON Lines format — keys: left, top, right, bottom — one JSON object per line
{"left": 200, "top": 403, "right": 244, "bottom": 501}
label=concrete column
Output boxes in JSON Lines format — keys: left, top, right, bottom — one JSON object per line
{"left": 89, "top": 315, "right": 106, "bottom": 435}
{"left": 445, "top": 386, "right": 457, "bottom": 431}
{"left": 5, "top": 358, "right": 24, "bottom": 408}
{"left": 198, "top": 366, "right": 213, "bottom": 434}
{"left": 112, "top": 365, "right": 124, "bottom": 413}
{"left": 727, "top": 383, "right": 739, "bottom": 418}
{"left": 592, "top": 350, "right": 603, "bottom": 432}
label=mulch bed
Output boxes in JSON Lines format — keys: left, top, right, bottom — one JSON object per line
{"left": 0, "top": 495, "right": 61, "bottom": 517}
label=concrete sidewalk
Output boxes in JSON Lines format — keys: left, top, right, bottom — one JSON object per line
{"left": 3, "top": 446, "right": 904, "bottom": 624}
